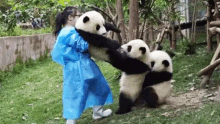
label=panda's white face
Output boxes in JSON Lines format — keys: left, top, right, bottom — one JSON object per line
{"left": 75, "top": 11, "right": 107, "bottom": 35}
{"left": 150, "top": 50, "right": 173, "bottom": 73}
{"left": 121, "top": 39, "right": 150, "bottom": 62}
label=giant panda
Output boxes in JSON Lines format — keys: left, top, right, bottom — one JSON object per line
{"left": 75, "top": 10, "right": 120, "bottom": 62}
{"left": 74, "top": 11, "right": 150, "bottom": 74}
{"left": 115, "top": 39, "right": 151, "bottom": 114}
{"left": 136, "top": 50, "right": 173, "bottom": 108}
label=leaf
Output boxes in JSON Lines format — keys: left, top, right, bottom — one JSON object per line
{"left": 22, "top": 116, "right": 27, "bottom": 120}
{"left": 146, "top": 113, "right": 150, "bottom": 117}
{"left": 58, "top": 0, "right": 65, "bottom": 6}
{"left": 190, "top": 87, "right": 195, "bottom": 91}
{"left": 211, "top": 110, "right": 215, "bottom": 116}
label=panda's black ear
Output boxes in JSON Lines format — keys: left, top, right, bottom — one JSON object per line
{"left": 162, "top": 60, "right": 169, "bottom": 67}
{"left": 139, "top": 47, "right": 146, "bottom": 54}
{"left": 83, "top": 16, "right": 90, "bottom": 23}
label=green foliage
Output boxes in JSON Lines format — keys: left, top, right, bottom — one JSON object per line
{"left": 178, "top": 38, "right": 190, "bottom": 53}
{"left": 0, "top": 8, "right": 17, "bottom": 32}
{"left": 0, "top": 26, "right": 52, "bottom": 37}
{"left": 0, "top": 0, "right": 64, "bottom": 36}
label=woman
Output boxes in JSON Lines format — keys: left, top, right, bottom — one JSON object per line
{"left": 51, "top": 6, "right": 113, "bottom": 124}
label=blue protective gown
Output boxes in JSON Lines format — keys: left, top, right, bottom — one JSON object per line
{"left": 51, "top": 27, "right": 113, "bottom": 119}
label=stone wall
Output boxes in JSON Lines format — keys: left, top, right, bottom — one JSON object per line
{"left": 0, "top": 34, "right": 55, "bottom": 71}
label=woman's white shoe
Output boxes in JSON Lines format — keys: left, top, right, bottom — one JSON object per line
{"left": 66, "top": 119, "right": 76, "bottom": 124}
{"left": 93, "top": 106, "right": 112, "bottom": 120}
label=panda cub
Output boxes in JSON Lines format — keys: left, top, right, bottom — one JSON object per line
{"left": 75, "top": 10, "right": 121, "bottom": 62}
{"left": 115, "top": 39, "right": 151, "bottom": 114}
{"left": 138, "top": 50, "right": 173, "bottom": 108}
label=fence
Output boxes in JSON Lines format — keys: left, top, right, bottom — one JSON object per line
{"left": 0, "top": 34, "right": 55, "bottom": 71}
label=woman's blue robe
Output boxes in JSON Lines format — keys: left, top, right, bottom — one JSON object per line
{"left": 51, "top": 27, "right": 113, "bottom": 119}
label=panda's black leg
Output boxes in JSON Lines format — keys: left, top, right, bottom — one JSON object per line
{"left": 115, "top": 92, "right": 133, "bottom": 114}
{"left": 142, "top": 87, "right": 158, "bottom": 108}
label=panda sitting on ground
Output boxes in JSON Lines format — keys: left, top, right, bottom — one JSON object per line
{"left": 135, "top": 50, "right": 173, "bottom": 108}
{"left": 74, "top": 11, "right": 150, "bottom": 74}
{"left": 115, "top": 39, "right": 151, "bottom": 115}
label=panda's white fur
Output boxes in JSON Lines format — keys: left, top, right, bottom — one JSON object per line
{"left": 151, "top": 79, "right": 172, "bottom": 104}
{"left": 149, "top": 50, "right": 172, "bottom": 104}
{"left": 75, "top": 11, "right": 111, "bottom": 61}
{"left": 115, "top": 39, "right": 151, "bottom": 114}
{"left": 139, "top": 50, "right": 173, "bottom": 107}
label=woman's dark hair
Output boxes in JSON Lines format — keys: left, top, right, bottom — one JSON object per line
{"left": 54, "top": 6, "right": 78, "bottom": 36}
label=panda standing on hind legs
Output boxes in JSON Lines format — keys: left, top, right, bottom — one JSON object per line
{"left": 135, "top": 50, "right": 173, "bottom": 108}
{"left": 113, "top": 39, "right": 152, "bottom": 115}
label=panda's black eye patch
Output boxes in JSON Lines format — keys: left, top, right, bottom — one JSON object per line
{"left": 151, "top": 61, "right": 155, "bottom": 68}
{"left": 83, "top": 16, "right": 90, "bottom": 23}
{"left": 139, "top": 47, "right": 146, "bottom": 54}
{"left": 127, "top": 45, "right": 132, "bottom": 52}
{"left": 96, "top": 24, "right": 100, "bottom": 31}
{"left": 162, "top": 60, "right": 169, "bottom": 67}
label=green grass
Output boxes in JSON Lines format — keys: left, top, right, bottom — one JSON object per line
{"left": 1, "top": 43, "right": 220, "bottom": 124}
{"left": 0, "top": 26, "right": 52, "bottom": 37}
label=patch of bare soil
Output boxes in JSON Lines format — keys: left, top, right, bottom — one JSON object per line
{"left": 164, "top": 89, "right": 206, "bottom": 109}
{"left": 161, "top": 85, "right": 220, "bottom": 111}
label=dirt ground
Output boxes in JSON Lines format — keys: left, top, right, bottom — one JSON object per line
{"left": 165, "top": 87, "right": 220, "bottom": 109}
{"left": 155, "top": 85, "right": 220, "bottom": 117}
{"left": 165, "top": 89, "right": 206, "bottom": 109}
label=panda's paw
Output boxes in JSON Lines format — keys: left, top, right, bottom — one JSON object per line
{"left": 115, "top": 109, "right": 130, "bottom": 115}
{"left": 108, "top": 41, "right": 121, "bottom": 49}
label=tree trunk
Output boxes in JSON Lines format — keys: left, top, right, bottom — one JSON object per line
{"left": 143, "top": 22, "right": 149, "bottom": 43}
{"left": 198, "top": 58, "right": 220, "bottom": 76}
{"left": 128, "top": 0, "right": 139, "bottom": 41}
{"left": 171, "top": 25, "right": 176, "bottom": 50}
{"left": 149, "top": 25, "right": 154, "bottom": 42}
{"left": 116, "top": 0, "right": 127, "bottom": 44}
{"left": 171, "top": 3, "right": 176, "bottom": 50}
{"left": 189, "top": 0, "right": 197, "bottom": 53}
{"left": 207, "top": 4, "right": 212, "bottom": 51}
{"left": 169, "top": 33, "right": 172, "bottom": 49}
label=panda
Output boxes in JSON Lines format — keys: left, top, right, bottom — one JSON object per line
{"left": 74, "top": 11, "right": 150, "bottom": 74}
{"left": 75, "top": 10, "right": 121, "bottom": 62}
{"left": 136, "top": 50, "right": 173, "bottom": 108}
{"left": 115, "top": 39, "right": 151, "bottom": 115}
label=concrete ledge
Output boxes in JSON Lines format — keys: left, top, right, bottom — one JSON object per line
{"left": 0, "top": 33, "right": 55, "bottom": 71}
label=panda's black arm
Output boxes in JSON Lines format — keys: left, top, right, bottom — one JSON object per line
{"left": 104, "top": 22, "right": 121, "bottom": 33}
{"left": 142, "top": 71, "right": 173, "bottom": 89}
{"left": 107, "top": 49, "right": 151, "bottom": 74}
{"left": 76, "top": 29, "right": 121, "bottom": 49}
{"left": 149, "top": 71, "right": 173, "bottom": 83}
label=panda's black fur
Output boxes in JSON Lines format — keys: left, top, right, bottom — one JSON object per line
{"left": 136, "top": 50, "right": 173, "bottom": 108}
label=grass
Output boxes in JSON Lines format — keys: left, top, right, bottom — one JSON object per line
{"left": 1, "top": 42, "right": 220, "bottom": 123}
{"left": 0, "top": 26, "right": 52, "bottom": 37}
